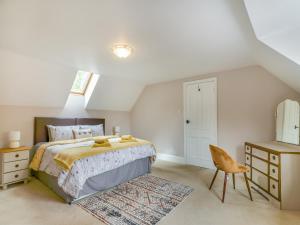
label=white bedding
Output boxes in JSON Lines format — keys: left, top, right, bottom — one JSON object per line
{"left": 38, "top": 140, "right": 156, "bottom": 198}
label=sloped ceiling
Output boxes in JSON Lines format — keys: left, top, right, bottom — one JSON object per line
{"left": 244, "top": 0, "right": 300, "bottom": 65}
{"left": 243, "top": 0, "right": 300, "bottom": 92}
{"left": 0, "top": 0, "right": 299, "bottom": 111}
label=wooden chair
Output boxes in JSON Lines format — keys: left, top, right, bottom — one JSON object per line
{"left": 209, "top": 145, "right": 253, "bottom": 203}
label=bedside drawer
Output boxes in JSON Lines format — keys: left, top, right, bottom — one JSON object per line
{"left": 3, "top": 159, "right": 28, "bottom": 173}
{"left": 3, "top": 151, "right": 29, "bottom": 162}
{"left": 270, "top": 179, "right": 279, "bottom": 199}
{"left": 270, "top": 154, "right": 279, "bottom": 165}
{"left": 270, "top": 164, "right": 279, "bottom": 180}
{"left": 3, "top": 169, "right": 28, "bottom": 184}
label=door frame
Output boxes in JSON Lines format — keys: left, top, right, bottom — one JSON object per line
{"left": 183, "top": 77, "right": 218, "bottom": 167}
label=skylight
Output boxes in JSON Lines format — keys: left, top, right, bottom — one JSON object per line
{"left": 71, "top": 71, "right": 92, "bottom": 95}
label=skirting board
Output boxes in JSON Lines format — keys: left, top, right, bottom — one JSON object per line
{"left": 156, "top": 153, "right": 185, "bottom": 164}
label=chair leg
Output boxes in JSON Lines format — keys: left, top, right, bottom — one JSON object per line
{"left": 209, "top": 169, "right": 219, "bottom": 190}
{"left": 232, "top": 173, "right": 235, "bottom": 189}
{"left": 243, "top": 172, "right": 253, "bottom": 201}
{"left": 222, "top": 173, "right": 228, "bottom": 203}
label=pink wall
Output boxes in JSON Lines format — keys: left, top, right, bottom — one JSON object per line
{"left": 0, "top": 106, "right": 130, "bottom": 148}
{"left": 131, "top": 66, "right": 300, "bottom": 162}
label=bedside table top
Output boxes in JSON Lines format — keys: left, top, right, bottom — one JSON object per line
{"left": 0, "top": 146, "right": 32, "bottom": 153}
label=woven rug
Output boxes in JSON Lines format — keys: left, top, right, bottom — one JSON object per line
{"left": 76, "top": 174, "right": 193, "bottom": 225}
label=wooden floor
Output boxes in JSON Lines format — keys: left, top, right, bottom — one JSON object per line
{"left": 1, "top": 160, "right": 300, "bottom": 225}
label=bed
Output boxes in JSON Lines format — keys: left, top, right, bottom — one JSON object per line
{"left": 31, "top": 117, "right": 155, "bottom": 204}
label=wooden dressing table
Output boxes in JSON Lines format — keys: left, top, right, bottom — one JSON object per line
{"left": 245, "top": 141, "right": 300, "bottom": 210}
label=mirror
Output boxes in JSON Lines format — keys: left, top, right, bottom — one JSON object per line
{"left": 276, "top": 99, "right": 300, "bottom": 145}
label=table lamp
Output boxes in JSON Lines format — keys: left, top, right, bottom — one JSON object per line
{"left": 112, "top": 126, "right": 121, "bottom": 136}
{"left": 9, "top": 131, "right": 21, "bottom": 148}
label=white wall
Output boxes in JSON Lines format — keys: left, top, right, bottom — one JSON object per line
{"left": 131, "top": 66, "right": 300, "bottom": 162}
{"left": 0, "top": 105, "right": 130, "bottom": 148}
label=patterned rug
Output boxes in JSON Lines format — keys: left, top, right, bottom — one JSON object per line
{"left": 76, "top": 174, "right": 193, "bottom": 225}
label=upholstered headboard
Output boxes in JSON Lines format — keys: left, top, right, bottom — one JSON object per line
{"left": 34, "top": 117, "right": 105, "bottom": 144}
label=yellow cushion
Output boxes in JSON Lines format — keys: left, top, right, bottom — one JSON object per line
{"left": 92, "top": 142, "right": 112, "bottom": 148}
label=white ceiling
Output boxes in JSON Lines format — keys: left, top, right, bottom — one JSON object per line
{"left": 0, "top": 0, "right": 299, "bottom": 110}
{"left": 0, "top": 0, "right": 254, "bottom": 83}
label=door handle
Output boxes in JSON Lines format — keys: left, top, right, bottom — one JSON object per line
{"left": 295, "top": 125, "right": 299, "bottom": 129}
{"left": 186, "top": 120, "right": 190, "bottom": 124}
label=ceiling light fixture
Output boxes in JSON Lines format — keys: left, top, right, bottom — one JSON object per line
{"left": 113, "top": 44, "right": 132, "bottom": 58}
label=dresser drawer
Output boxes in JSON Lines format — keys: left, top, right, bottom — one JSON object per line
{"left": 252, "top": 148, "right": 268, "bottom": 160}
{"left": 246, "top": 165, "right": 251, "bottom": 179}
{"left": 270, "top": 179, "right": 279, "bottom": 199}
{"left": 270, "top": 164, "right": 279, "bottom": 180}
{"left": 270, "top": 154, "right": 279, "bottom": 165}
{"left": 245, "top": 154, "right": 251, "bottom": 165}
{"left": 252, "top": 169, "right": 268, "bottom": 191}
{"left": 3, "top": 169, "right": 28, "bottom": 184}
{"left": 245, "top": 145, "right": 251, "bottom": 153}
{"left": 3, "top": 151, "right": 29, "bottom": 162}
{"left": 3, "top": 159, "right": 28, "bottom": 173}
{"left": 252, "top": 157, "right": 268, "bottom": 174}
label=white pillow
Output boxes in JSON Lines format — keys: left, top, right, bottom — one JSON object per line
{"left": 79, "top": 124, "right": 104, "bottom": 137}
{"left": 47, "top": 125, "right": 79, "bottom": 142}
{"left": 73, "top": 128, "right": 92, "bottom": 139}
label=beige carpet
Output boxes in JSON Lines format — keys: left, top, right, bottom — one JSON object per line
{"left": 1, "top": 160, "right": 300, "bottom": 225}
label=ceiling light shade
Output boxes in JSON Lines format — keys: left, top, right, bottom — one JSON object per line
{"left": 113, "top": 44, "right": 132, "bottom": 58}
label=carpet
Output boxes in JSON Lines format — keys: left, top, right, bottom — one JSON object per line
{"left": 76, "top": 174, "right": 193, "bottom": 225}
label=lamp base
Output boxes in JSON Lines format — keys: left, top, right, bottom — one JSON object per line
{"left": 9, "top": 141, "right": 20, "bottom": 149}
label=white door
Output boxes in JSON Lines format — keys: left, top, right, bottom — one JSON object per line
{"left": 184, "top": 78, "right": 217, "bottom": 169}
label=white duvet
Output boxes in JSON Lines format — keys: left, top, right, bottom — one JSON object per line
{"left": 38, "top": 140, "right": 156, "bottom": 198}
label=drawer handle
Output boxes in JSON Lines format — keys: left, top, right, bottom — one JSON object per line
{"left": 272, "top": 155, "right": 276, "bottom": 160}
{"left": 14, "top": 174, "right": 19, "bottom": 178}
{"left": 272, "top": 184, "right": 276, "bottom": 189}
{"left": 15, "top": 164, "right": 19, "bottom": 168}
{"left": 15, "top": 154, "right": 19, "bottom": 158}
{"left": 246, "top": 157, "right": 249, "bottom": 160}
{"left": 272, "top": 168, "right": 276, "bottom": 173}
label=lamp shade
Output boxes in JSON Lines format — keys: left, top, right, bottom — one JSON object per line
{"left": 9, "top": 131, "right": 21, "bottom": 141}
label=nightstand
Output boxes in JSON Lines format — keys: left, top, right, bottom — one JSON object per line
{"left": 0, "top": 146, "right": 31, "bottom": 189}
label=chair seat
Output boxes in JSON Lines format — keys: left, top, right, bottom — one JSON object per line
{"left": 232, "top": 164, "right": 248, "bottom": 173}
{"left": 216, "top": 164, "right": 248, "bottom": 173}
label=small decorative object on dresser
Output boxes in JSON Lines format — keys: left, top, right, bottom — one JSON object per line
{"left": 0, "top": 146, "right": 31, "bottom": 189}
{"left": 245, "top": 142, "right": 300, "bottom": 210}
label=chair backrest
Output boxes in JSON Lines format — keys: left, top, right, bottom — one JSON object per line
{"left": 209, "top": 145, "right": 236, "bottom": 172}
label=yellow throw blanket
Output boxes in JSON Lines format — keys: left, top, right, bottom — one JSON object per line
{"left": 30, "top": 135, "right": 155, "bottom": 172}
{"left": 54, "top": 139, "right": 154, "bottom": 171}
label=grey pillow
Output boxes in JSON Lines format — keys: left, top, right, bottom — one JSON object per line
{"left": 79, "top": 124, "right": 104, "bottom": 137}
{"left": 73, "top": 128, "right": 93, "bottom": 139}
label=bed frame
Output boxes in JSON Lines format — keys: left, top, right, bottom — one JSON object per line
{"left": 32, "top": 117, "right": 151, "bottom": 204}
{"left": 34, "top": 117, "right": 105, "bottom": 144}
